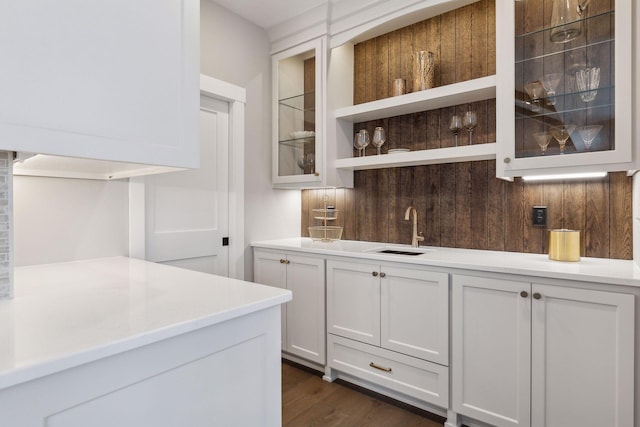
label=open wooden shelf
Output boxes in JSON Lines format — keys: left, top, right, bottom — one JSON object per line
{"left": 334, "top": 143, "right": 497, "bottom": 171}
{"left": 334, "top": 75, "right": 496, "bottom": 123}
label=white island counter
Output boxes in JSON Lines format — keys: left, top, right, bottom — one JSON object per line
{"left": 0, "top": 257, "right": 291, "bottom": 426}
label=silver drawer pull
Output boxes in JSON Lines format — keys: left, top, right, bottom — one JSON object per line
{"left": 369, "top": 362, "right": 392, "bottom": 373}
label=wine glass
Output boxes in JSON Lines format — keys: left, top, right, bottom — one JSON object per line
{"left": 305, "top": 153, "right": 315, "bottom": 173}
{"left": 549, "top": 124, "right": 576, "bottom": 154}
{"left": 524, "top": 81, "right": 544, "bottom": 112}
{"left": 354, "top": 131, "right": 365, "bottom": 157}
{"left": 449, "top": 116, "right": 463, "bottom": 146}
{"left": 533, "top": 131, "right": 552, "bottom": 155}
{"left": 575, "top": 67, "right": 600, "bottom": 103}
{"left": 358, "top": 129, "right": 370, "bottom": 156}
{"left": 297, "top": 157, "right": 307, "bottom": 173}
{"left": 372, "top": 127, "right": 386, "bottom": 155}
{"left": 540, "top": 73, "right": 563, "bottom": 106}
{"left": 463, "top": 111, "right": 478, "bottom": 145}
{"left": 577, "top": 125, "right": 602, "bottom": 151}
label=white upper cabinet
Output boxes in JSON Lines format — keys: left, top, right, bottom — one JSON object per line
{"left": 272, "top": 37, "right": 326, "bottom": 189}
{"left": 496, "top": 0, "right": 634, "bottom": 178}
{"left": 0, "top": 0, "right": 200, "bottom": 174}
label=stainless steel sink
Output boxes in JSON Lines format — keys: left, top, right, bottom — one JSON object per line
{"left": 365, "top": 246, "right": 435, "bottom": 256}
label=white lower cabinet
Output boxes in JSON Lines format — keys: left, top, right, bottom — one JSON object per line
{"left": 253, "top": 249, "right": 326, "bottom": 365}
{"left": 452, "top": 274, "right": 635, "bottom": 427}
{"left": 326, "top": 258, "right": 449, "bottom": 407}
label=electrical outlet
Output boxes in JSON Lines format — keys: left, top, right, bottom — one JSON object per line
{"left": 532, "top": 206, "right": 547, "bottom": 227}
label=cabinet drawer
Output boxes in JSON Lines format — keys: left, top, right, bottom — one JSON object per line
{"left": 327, "top": 334, "right": 448, "bottom": 408}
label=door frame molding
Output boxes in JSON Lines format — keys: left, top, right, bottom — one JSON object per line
{"left": 129, "top": 74, "right": 246, "bottom": 280}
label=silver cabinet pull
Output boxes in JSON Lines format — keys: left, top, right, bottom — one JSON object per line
{"left": 372, "top": 271, "right": 378, "bottom": 277}
{"left": 369, "top": 362, "right": 392, "bottom": 372}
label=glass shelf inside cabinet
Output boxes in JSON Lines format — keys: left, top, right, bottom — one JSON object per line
{"left": 514, "top": 2, "right": 615, "bottom": 159}
{"left": 279, "top": 92, "right": 316, "bottom": 112}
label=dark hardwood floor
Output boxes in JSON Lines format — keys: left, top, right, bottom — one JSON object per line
{"left": 282, "top": 361, "right": 446, "bottom": 426}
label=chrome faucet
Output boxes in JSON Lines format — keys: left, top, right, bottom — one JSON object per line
{"left": 404, "top": 206, "right": 425, "bottom": 248}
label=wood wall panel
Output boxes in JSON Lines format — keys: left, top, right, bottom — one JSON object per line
{"left": 610, "top": 172, "right": 633, "bottom": 259}
{"left": 585, "top": 178, "right": 609, "bottom": 258}
{"left": 505, "top": 176, "right": 525, "bottom": 253}
{"left": 470, "top": 161, "right": 488, "bottom": 249}
{"left": 486, "top": 164, "right": 505, "bottom": 251}
{"left": 301, "top": 167, "right": 632, "bottom": 260}
{"left": 299, "top": 0, "right": 631, "bottom": 260}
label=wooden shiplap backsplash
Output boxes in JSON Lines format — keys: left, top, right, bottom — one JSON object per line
{"left": 301, "top": 0, "right": 632, "bottom": 260}
{"left": 301, "top": 165, "right": 632, "bottom": 260}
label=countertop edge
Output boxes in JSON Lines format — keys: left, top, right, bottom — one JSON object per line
{"left": 251, "top": 238, "right": 640, "bottom": 288}
{"left": 0, "top": 291, "right": 291, "bottom": 391}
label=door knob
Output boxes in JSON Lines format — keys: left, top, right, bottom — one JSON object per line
{"left": 533, "top": 292, "right": 541, "bottom": 300}
{"left": 520, "top": 291, "right": 528, "bottom": 298}
{"left": 372, "top": 271, "right": 378, "bottom": 277}
{"left": 280, "top": 259, "right": 286, "bottom": 264}
{"left": 380, "top": 272, "right": 386, "bottom": 278}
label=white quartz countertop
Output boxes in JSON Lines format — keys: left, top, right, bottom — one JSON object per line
{"left": 0, "top": 257, "right": 291, "bottom": 390}
{"left": 252, "top": 238, "right": 640, "bottom": 287}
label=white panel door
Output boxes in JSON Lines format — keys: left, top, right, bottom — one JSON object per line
{"left": 326, "top": 260, "right": 380, "bottom": 346}
{"left": 145, "top": 95, "right": 229, "bottom": 275}
{"left": 286, "top": 254, "right": 326, "bottom": 364}
{"left": 452, "top": 275, "right": 531, "bottom": 427}
{"left": 253, "top": 250, "right": 288, "bottom": 350}
{"left": 531, "top": 284, "right": 634, "bottom": 427}
{"left": 380, "top": 266, "right": 449, "bottom": 365}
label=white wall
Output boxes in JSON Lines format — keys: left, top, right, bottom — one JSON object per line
{"left": 201, "top": 0, "right": 301, "bottom": 280}
{"left": 13, "top": 176, "right": 128, "bottom": 266}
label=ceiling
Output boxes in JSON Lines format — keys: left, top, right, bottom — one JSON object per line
{"left": 211, "top": 0, "right": 329, "bottom": 29}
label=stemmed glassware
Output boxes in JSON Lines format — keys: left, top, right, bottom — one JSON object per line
{"left": 533, "top": 131, "right": 552, "bottom": 155}
{"left": 359, "top": 130, "right": 370, "bottom": 156}
{"left": 354, "top": 132, "right": 362, "bottom": 156}
{"left": 463, "top": 111, "right": 477, "bottom": 145}
{"left": 540, "top": 73, "right": 563, "bottom": 106}
{"left": 297, "top": 154, "right": 315, "bottom": 174}
{"left": 575, "top": 67, "right": 600, "bottom": 103}
{"left": 449, "top": 116, "right": 463, "bottom": 146}
{"left": 306, "top": 153, "right": 315, "bottom": 174}
{"left": 524, "top": 81, "right": 545, "bottom": 112}
{"left": 577, "top": 125, "right": 602, "bottom": 151}
{"left": 354, "top": 129, "right": 370, "bottom": 157}
{"left": 372, "top": 127, "right": 386, "bottom": 155}
{"left": 549, "top": 124, "right": 576, "bottom": 154}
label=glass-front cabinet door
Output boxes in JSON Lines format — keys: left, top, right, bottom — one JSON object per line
{"left": 496, "top": 0, "right": 633, "bottom": 178}
{"left": 272, "top": 38, "right": 325, "bottom": 188}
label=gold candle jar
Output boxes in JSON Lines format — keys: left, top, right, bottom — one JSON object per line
{"left": 548, "top": 229, "right": 580, "bottom": 262}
